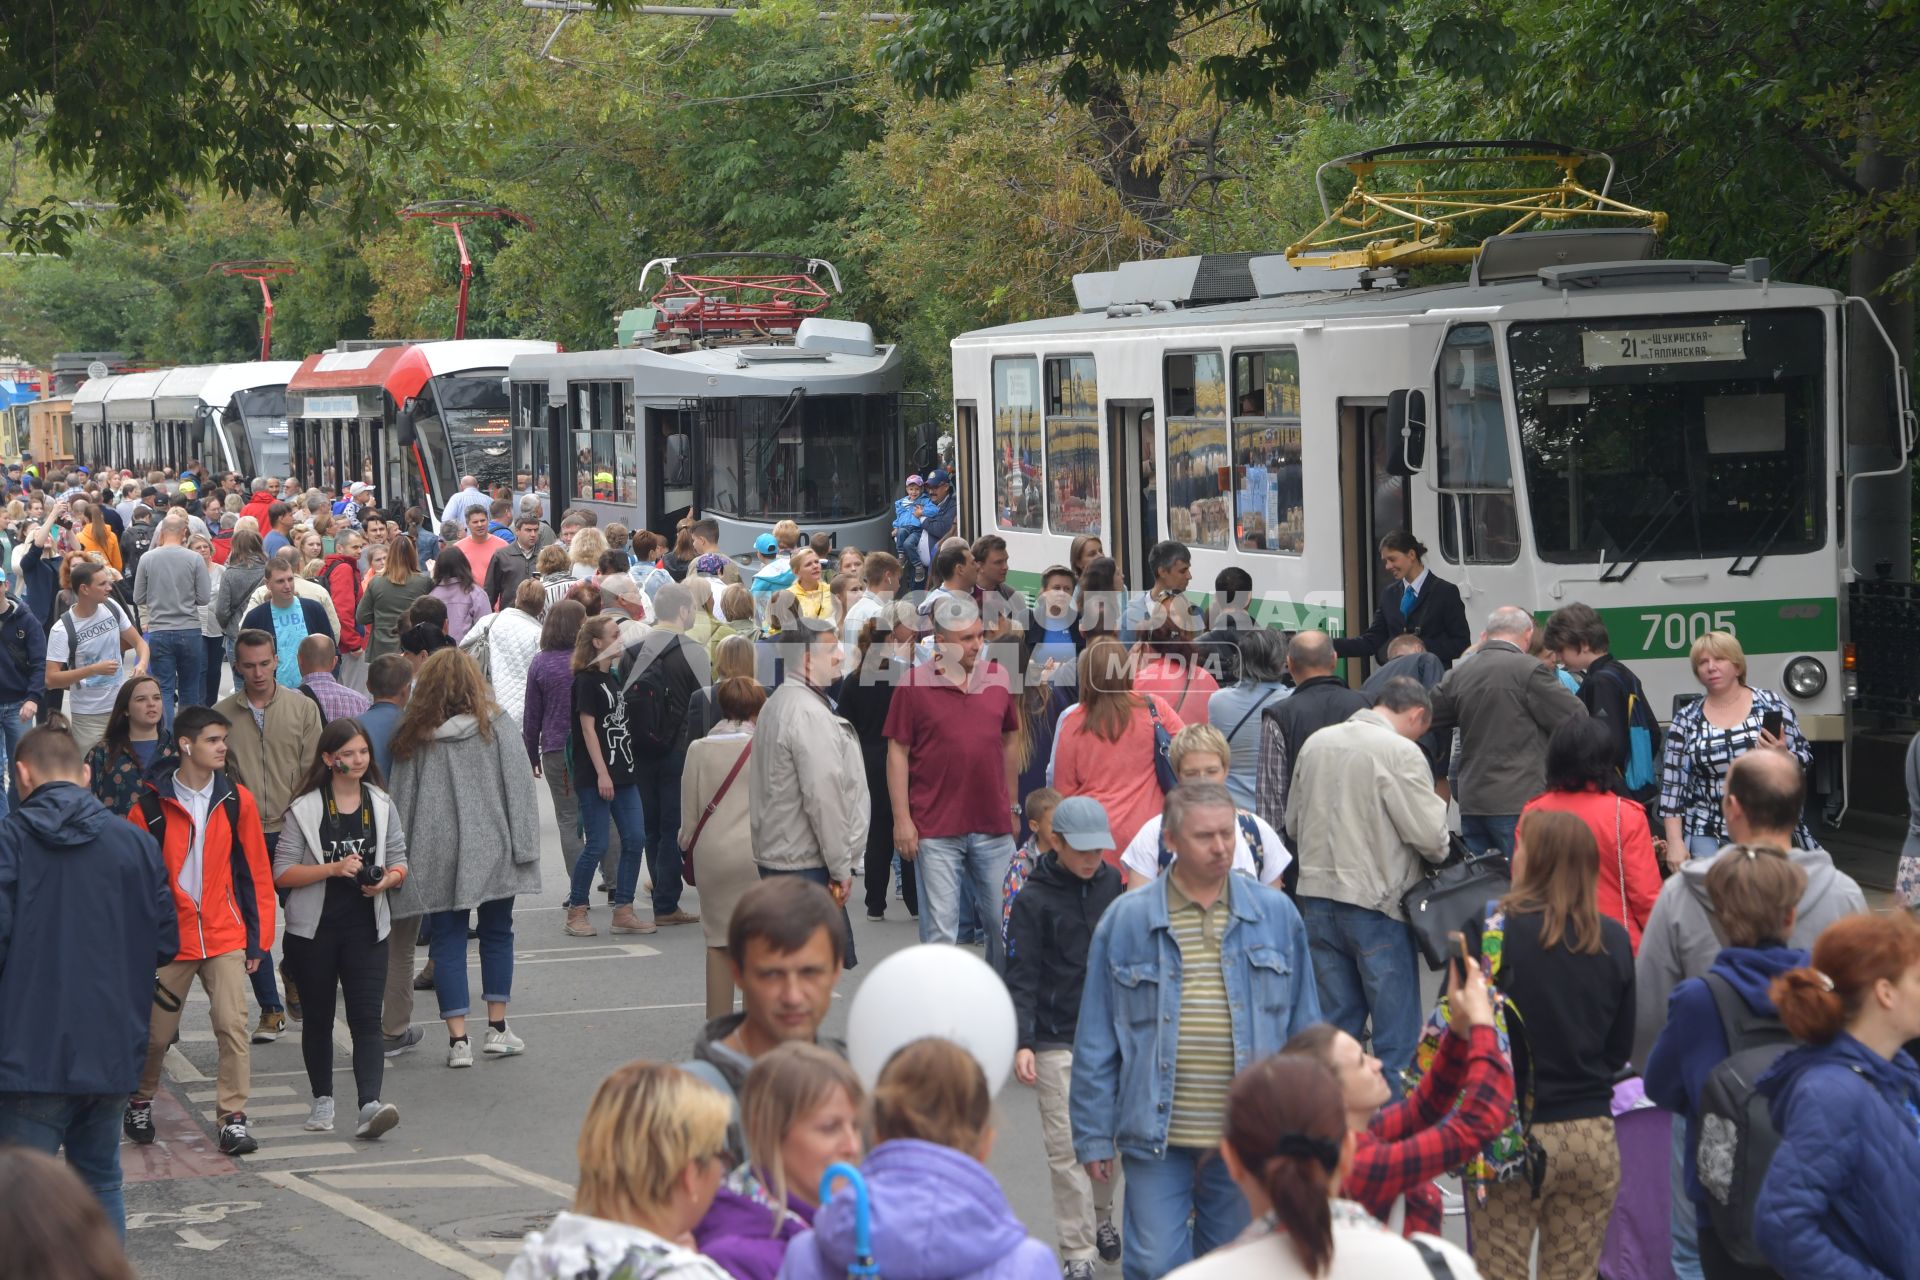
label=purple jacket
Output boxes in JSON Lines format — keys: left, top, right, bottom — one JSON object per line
{"left": 696, "top": 1174, "right": 814, "bottom": 1280}
{"left": 522, "top": 648, "right": 575, "bottom": 761}
{"left": 776, "top": 1141, "right": 1055, "bottom": 1280}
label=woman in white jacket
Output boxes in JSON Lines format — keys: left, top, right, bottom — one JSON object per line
{"left": 507, "top": 1061, "right": 733, "bottom": 1280}
{"left": 1162, "top": 1055, "right": 1480, "bottom": 1280}
{"left": 272, "top": 717, "right": 409, "bottom": 1140}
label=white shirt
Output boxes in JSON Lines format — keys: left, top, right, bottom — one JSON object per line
{"left": 1121, "top": 809, "right": 1292, "bottom": 888}
{"left": 1401, "top": 566, "right": 1431, "bottom": 607}
{"left": 438, "top": 486, "right": 490, "bottom": 528}
{"left": 842, "top": 593, "right": 884, "bottom": 652}
{"left": 172, "top": 769, "right": 216, "bottom": 906}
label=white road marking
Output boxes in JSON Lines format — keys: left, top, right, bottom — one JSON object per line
{"left": 201, "top": 1103, "right": 315, "bottom": 1121}
{"left": 456, "top": 1240, "right": 526, "bottom": 1257}
{"left": 174, "top": 1228, "right": 226, "bottom": 1250}
{"left": 506, "top": 1000, "right": 706, "bottom": 1021}
{"left": 189, "top": 1085, "right": 294, "bottom": 1103}
{"left": 257, "top": 1170, "right": 502, "bottom": 1279}
{"left": 314, "top": 1172, "right": 512, "bottom": 1190}
{"left": 165, "top": 1046, "right": 208, "bottom": 1083}
{"left": 240, "top": 1142, "right": 357, "bottom": 1161}
{"left": 461, "top": 1153, "right": 575, "bottom": 1200}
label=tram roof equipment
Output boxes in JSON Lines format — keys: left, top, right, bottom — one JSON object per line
{"left": 103, "top": 370, "right": 170, "bottom": 423}
{"left": 70, "top": 374, "right": 121, "bottom": 425}
{"left": 151, "top": 362, "right": 303, "bottom": 421}
{"left": 1284, "top": 140, "right": 1668, "bottom": 271}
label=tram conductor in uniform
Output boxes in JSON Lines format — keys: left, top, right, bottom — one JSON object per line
{"left": 1334, "top": 530, "right": 1471, "bottom": 667}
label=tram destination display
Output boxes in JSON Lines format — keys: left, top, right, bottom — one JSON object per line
{"left": 1581, "top": 324, "right": 1745, "bottom": 367}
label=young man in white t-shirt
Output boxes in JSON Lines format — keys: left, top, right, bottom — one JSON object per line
{"left": 1121, "top": 723, "right": 1291, "bottom": 889}
{"left": 45, "top": 560, "right": 148, "bottom": 756}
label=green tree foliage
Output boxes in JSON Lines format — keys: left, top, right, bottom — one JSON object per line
{"left": 0, "top": 0, "right": 457, "bottom": 254}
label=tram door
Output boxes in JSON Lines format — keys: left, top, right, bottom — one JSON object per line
{"left": 1337, "top": 400, "right": 1409, "bottom": 684}
{"left": 1105, "top": 400, "right": 1155, "bottom": 592}
{"left": 954, "top": 402, "right": 979, "bottom": 542}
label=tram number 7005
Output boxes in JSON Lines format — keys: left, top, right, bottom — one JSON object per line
{"left": 1642, "top": 609, "right": 1738, "bottom": 654}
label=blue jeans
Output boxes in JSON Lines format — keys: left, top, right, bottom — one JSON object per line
{"left": 915, "top": 832, "right": 1014, "bottom": 972}
{"left": 1297, "top": 896, "right": 1424, "bottom": 1085}
{"left": 0, "top": 700, "right": 25, "bottom": 819}
{"left": 427, "top": 897, "right": 516, "bottom": 1019}
{"left": 1119, "top": 1147, "right": 1249, "bottom": 1280}
{"left": 1687, "top": 834, "right": 1722, "bottom": 860}
{"left": 571, "top": 782, "right": 647, "bottom": 908}
{"left": 1461, "top": 813, "right": 1520, "bottom": 860}
{"left": 147, "top": 627, "right": 206, "bottom": 728}
{"left": 633, "top": 748, "right": 686, "bottom": 916}
{"left": 248, "top": 832, "right": 284, "bottom": 1014}
{"left": 202, "top": 634, "right": 226, "bottom": 705}
{"left": 0, "top": 1092, "right": 126, "bottom": 1238}
{"left": 1670, "top": 1114, "right": 1703, "bottom": 1280}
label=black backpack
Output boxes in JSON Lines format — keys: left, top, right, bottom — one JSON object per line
{"left": 623, "top": 637, "right": 691, "bottom": 755}
{"left": 1694, "top": 972, "right": 1796, "bottom": 1268}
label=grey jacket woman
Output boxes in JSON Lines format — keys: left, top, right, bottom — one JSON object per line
{"left": 273, "top": 785, "right": 410, "bottom": 941}
{"left": 214, "top": 556, "right": 267, "bottom": 641}
{"left": 386, "top": 709, "right": 542, "bottom": 917}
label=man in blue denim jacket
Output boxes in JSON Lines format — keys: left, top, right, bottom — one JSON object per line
{"left": 1070, "top": 781, "right": 1320, "bottom": 1280}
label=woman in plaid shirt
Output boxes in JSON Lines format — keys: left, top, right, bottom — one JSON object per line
{"left": 1283, "top": 958, "right": 1512, "bottom": 1237}
{"left": 1659, "top": 631, "right": 1813, "bottom": 868}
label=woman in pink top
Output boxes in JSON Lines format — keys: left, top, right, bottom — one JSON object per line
{"left": 1131, "top": 618, "right": 1221, "bottom": 723}
{"left": 1051, "top": 635, "right": 1184, "bottom": 871}
{"left": 428, "top": 550, "right": 491, "bottom": 646}
{"left": 1521, "top": 716, "right": 1661, "bottom": 950}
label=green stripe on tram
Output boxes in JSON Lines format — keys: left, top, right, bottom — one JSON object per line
{"left": 1539, "top": 597, "right": 1839, "bottom": 662}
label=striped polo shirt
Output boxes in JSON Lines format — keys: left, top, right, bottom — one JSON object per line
{"left": 1165, "top": 874, "right": 1236, "bottom": 1146}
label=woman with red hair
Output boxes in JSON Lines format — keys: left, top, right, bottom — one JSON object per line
{"left": 1753, "top": 912, "right": 1920, "bottom": 1278}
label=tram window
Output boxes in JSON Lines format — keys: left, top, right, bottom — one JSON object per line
{"left": 1230, "top": 348, "right": 1304, "bottom": 554}
{"left": 1163, "top": 351, "right": 1231, "bottom": 549}
{"left": 512, "top": 383, "right": 549, "bottom": 501}
{"left": 1043, "top": 356, "right": 1101, "bottom": 535}
{"left": 1436, "top": 324, "right": 1519, "bottom": 565}
{"left": 699, "top": 393, "right": 891, "bottom": 521}
{"left": 1508, "top": 309, "right": 1824, "bottom": 563}
{"left": 570, "top": 381, "right": 630, "bottom": 503}
{"left": 991, "top": 357, "right": 1044, "bottom": 530}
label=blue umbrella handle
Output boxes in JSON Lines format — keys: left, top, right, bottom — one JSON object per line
{"left": 819, "top": 1162, "right": 879, "bottom": 1280}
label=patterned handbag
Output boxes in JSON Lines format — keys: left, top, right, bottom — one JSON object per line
{"left": 1402, "top": 901, "right": 1540, "bottom": 1199}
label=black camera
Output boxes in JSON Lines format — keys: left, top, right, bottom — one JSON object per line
{"left": 355, "top": 860, "right": 385, "bottom": 888}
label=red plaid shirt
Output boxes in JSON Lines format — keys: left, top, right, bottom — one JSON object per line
{"left": 1347, "top": 1024, "right": 1514, "bottom": 1236}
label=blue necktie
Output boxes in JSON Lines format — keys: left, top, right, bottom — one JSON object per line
{"left": 1402, "top": 583, "right": 1417, "bottom": 618}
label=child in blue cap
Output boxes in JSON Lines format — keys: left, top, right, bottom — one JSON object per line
{"left": 891, "top": 474, "right": 930, "bottom": 587}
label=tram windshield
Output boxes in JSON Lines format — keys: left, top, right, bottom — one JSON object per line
{"left": 235, "top": 387, "right": 289, "bottom": 478}
{"left": 703, "top": 393, "right": 893, "bottom": 522}
{"left": 1508, "top": 309, "right": 1825, "bottom": 564}
{"left": 426, "top": 373, "right": 514, "bottom": 493}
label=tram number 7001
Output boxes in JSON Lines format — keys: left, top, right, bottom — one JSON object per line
{"left": 1641, "top": 609, "right": 1738, "bottom": 654}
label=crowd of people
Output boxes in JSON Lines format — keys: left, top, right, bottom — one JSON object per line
{"left": 0, "top": 458, "right": 1916, "bottom": 1280}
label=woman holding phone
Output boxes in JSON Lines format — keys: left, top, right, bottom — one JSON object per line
{"left": 1658, "top": 631, "right": 1812, "bottom": 867}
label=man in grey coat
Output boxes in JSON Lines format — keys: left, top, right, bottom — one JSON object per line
{"left": 1428, "top": 604, "right": 1585, "bottom": 858}
{"left": 748, "top": 618, "right": 868, "bottom": 969}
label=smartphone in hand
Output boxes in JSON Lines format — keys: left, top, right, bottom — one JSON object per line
{"left": 1446, "top": 930, "right": 1471, "bottom": 989}
{"left": 1761, "top": 708, "right": 1784, "bottom": 739}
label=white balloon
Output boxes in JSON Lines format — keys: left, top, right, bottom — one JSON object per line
{"left": 846, "top": 944, "right": 1018, "bottom": 1094}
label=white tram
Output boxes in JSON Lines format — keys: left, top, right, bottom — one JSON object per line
{"left": 951, "top": 227, "right": 1914, "bottom": 809}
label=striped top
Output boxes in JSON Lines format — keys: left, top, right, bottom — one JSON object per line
{"left": 1166, "top": 875, "right": 1236, "bottom": 1146}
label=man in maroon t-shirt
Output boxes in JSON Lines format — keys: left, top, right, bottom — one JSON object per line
{"left": 883, "top": 598, "right": 1020, "bottom": 971}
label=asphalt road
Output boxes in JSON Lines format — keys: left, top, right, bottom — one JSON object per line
{"left": 121, "top": 780, "right": 1070, "bottom": 1280}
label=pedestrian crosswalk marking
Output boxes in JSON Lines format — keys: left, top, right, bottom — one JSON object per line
{"left": 200, "top": 1103, "right": 316, "bottom": 1121}
{"left": 188, "top": 1085, "right": 295, "bottom": 1103}
{"left": 315, "top": 1172, "right": 513, "bottom": 1189}
{"left": 239, "top": 1142, "right": 357, "bottom": 1161}
{"left": 257, "top": 1170, "right": 501, "bottom": 1280}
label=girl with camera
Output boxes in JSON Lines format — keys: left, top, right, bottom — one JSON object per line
{"left": 271, "top": 717, "right": 409, "bottom": 1139}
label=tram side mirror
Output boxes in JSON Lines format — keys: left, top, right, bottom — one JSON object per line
{"left": 1386, "top": 388, "right": 1427, "bottom": 476}
{"left": 395, "top": 400, "right": 418, "bottom": 446}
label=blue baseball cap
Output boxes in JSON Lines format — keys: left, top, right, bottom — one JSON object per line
{"left": 927, "top": 468, "right": 952, "bottom": 487}
{"left": 754, "top": 532, "right": 778, "bottom": 555}
{"left": 1049, "top": 796, "right": 1114, "bottom": 852}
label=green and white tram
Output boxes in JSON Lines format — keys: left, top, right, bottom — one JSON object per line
{"left": 951, "top": 226, "right": 1913, "bottom": 809}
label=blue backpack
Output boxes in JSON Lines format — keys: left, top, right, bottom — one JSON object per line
{"left": 1595, "top": 664, "right": 1660, "bottom": 796}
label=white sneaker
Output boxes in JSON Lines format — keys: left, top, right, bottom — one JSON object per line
{"left": 303, "top": 1097, "right": 335, "bottom": 1131}
{"left": 482, "top": 1026, "right": 526, "bottom": 1056}
{"left": 355, "top": 1100, "right": 400, "bottom": 1140}
{"left": 447, "top": 1037, "right": 474, "bottom": 1068}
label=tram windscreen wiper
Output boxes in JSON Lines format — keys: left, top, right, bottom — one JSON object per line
{"left": 1725, "top": 505, "right": 1798, "bottom": 577}
{"left": 1599, "top": 490, "right": 1689, "bottom": 583}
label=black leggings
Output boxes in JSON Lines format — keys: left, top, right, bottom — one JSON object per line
{"left": 862, "top": 758, "right": 916, "bottom": 918}
{"left": 281, "top": 911, "right": 390, "bottom": 1109}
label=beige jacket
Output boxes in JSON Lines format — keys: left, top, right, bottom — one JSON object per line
{"left": 1284, "top": 707, "right": 1449, "bottom": 919}
{"left": 747, "top": 678, "right": 868, "bottom": 881}
{"left": 215, "top": 684, "right": 324, "bottom": 834}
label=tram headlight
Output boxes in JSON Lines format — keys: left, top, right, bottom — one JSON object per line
{"left": 1783, "top": 656, "right": 1827, "bottom": 699}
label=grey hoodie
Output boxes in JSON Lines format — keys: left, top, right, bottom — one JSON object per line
{"left": 1632, "top": 841, "right": 1868, "bottom": 1067}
